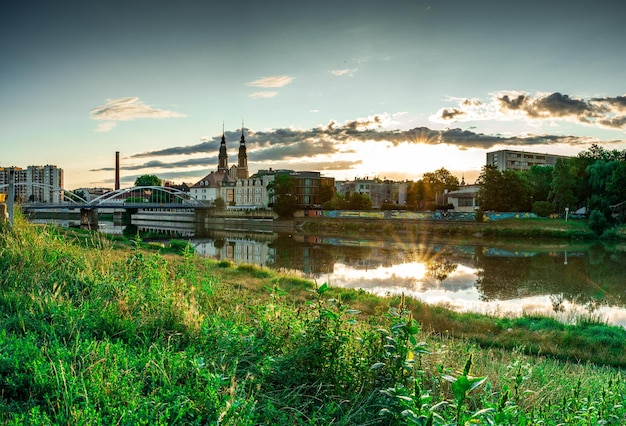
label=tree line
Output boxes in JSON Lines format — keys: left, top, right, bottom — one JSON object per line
{"left": 476, "top": 145, "right": 626, "bottom": 233}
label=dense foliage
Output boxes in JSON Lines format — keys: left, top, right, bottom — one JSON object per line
{"left": 134, "top": 174, "right": 162, "bottom": 187}
{"left": 406, "top": 168, "right": 460, "bottom": 210}
{"left": 476, "top": 145, "right": 626, "bottom": 230}
{"left": 1, "top": 219, "right": 625, "bottom": 424}
{"left": 266, "top": 174, "right": 298, "bottom": 217}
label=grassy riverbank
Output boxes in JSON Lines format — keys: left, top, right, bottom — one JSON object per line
{"left": 302, "top": 216, "right": 626, "bottom": 241}
{"left": 1, "top": 218, "right": 625, "bottom": 424}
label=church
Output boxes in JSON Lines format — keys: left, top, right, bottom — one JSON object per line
{"left": 190, "top": 127, "right": 272, "bottom": 207}
{"left": 190, "top": 126, "right": 335, "bottom": 209}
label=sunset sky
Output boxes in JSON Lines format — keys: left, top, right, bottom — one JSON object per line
{"left": 2, "top": 0, "right": 625, "bottom": 189}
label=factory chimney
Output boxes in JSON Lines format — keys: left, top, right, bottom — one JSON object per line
{"left": 115, "top": 151, "right": 120, "bottom": 190}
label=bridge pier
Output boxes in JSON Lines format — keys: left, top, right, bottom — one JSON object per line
{"left": 80, "top": 208, "right": 99, "bottom": 230}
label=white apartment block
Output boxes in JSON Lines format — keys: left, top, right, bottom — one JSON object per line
{"left": 486, "top": 150, "right": 572, "bottom": 172}
{"left": 0, "top": 165, "right": 64, "bottom": 203}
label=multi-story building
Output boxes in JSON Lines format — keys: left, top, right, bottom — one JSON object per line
{"left": 0, "top": 165, "right": 64, "bottom": 203}
{"left": 336, "top": 178, "right": 407, "bottom": 208}
{"left": 486, "top": 149, "right": 571, "bottom": 172}
{"left": 234, "top": 173, "right": 275, "bottom": 207}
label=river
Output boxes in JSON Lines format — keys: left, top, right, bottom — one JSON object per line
{"left": 190, "top": 229, "right": 626, "bottom": 327}
{"left": 37, "top": 218, "right": 626, "bottom": 327}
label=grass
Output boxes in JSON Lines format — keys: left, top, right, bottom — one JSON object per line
{"left": 1, "top": 216, "right": 625, "bottom": 424}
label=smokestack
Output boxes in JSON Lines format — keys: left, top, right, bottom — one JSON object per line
{"left": 115, "top": 151, "right": 120, "bottom": 190}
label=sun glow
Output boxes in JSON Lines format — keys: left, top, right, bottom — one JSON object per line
{"left": 329, "top": 141, "right": 484, "bottom": 182}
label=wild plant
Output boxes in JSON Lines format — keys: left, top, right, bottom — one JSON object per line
{"left": 440, "top": 354, "right": 489, "bottom": 424}
{"left": 375, "top": 294, "right": 433, "bottom": 425}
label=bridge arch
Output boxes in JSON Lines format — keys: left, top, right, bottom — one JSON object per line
{"left": 87, "top": 186, "right": 204, "bottom": 207}
{"left": 0, "top": 182, "right": 88, "bottom": 204}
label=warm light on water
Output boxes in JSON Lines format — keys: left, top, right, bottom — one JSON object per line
{"left": 82, "top": 220, "right": 626, "bottom": 328}
{"left": 323, "top": 259, "right": 626, "bottom": 328}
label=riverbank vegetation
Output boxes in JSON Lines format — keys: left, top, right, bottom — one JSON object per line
{"left": 1, "top": 218, "right": 625, "bottom": 424}
{"left": 302, "top": 216, "right": 617, "bottom": 241}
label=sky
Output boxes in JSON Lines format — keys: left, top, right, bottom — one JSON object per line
{"left": 1, "top": 0, "right": 625, "bottom": 190}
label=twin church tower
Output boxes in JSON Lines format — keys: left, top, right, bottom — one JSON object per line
{"left": 218, "top": 125, "right": 249, "bottom": 180}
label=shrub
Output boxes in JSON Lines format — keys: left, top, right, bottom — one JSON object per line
{"left": 588, "top": 209, "right": 608, "bottom": 236}
{"left": 532, "top": 200, "right": 554, "bottom": 217}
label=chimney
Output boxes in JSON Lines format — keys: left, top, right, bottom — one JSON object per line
{"left": 115, "top": 151, "right": 120, "bottom": 190}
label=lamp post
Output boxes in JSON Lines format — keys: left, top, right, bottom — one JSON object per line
{"left": 8, "top": 167, "right": 15, "bottom": 225}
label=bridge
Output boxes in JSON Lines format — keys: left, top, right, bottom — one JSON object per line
{"left": 1, "top": 184, "right": 207, "bottom": 229}
{"left": 1, "top": 185, "right": 206, "bottom": 209}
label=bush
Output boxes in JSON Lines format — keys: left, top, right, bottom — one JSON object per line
{"left": 588, "top": 209, "right": 608, "bottom": 236}
{"left": 532, "top": 201, "right": 554, "bottom": 217}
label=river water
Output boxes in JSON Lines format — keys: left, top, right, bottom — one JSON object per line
{"left": 191, "top": 229, "right": 626, "bottom": 327}
{"left": 39, "top": 219, "right": 626, "bottom": 327}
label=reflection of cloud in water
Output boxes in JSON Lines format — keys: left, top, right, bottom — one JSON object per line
{"left": 329, "top": 262, "right": 478, "bottom": 294}
{"left": 330, "top": 262, "right": 626, "bottom": 327}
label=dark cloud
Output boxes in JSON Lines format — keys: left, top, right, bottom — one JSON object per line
{"left": 440, "top": 108, "right": 466, "bottom": 120}
{"left": 435, "top": 92, "right": 626, "bottom": 130}
{"left": 91, "top": 157, "right": 215, "bottom": 172}
{"left": 125, "top": 118, "right": 620, "bottom": 171}
{"left": 132, "top": 141, "right": 217, "bottom": 158}
{"left": 592, "top": 95, "right": 626, "bottom": 112}
{"left": 503, "top": 92, "right": 600, "bottom": 119}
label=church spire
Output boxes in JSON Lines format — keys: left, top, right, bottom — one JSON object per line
{"left": 218, "top": 122, "right": 228, "bottom": 173}
{"left": 237, "top": 120, "right": 249, "bottom": 179}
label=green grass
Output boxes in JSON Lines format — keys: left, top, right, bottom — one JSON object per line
{"left": 1, "top": 216, "right": 625, "bottom": 424}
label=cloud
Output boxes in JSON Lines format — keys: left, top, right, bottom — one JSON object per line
{"left": 128, "top": 115, "right": 619, "bottom": 169}
{"left": 431, "top": 91, "right": 626, "bottom": 130}
{"left": 247, "top": 75, "right": 294, "bottom": 88}
{"left": 331, "top": 68, "right": 357, "bottom": 77}
{"left": 250, "top": 91, "right": 278, "bottom": 99}
{"left": 90, "top": 97, "right": 186, "bottom": 131}
{"left": 94, "top": 121, "right": 117, "bottom": 132}
{"left": 91, "top": 157, "right": 213, "bottom": 172}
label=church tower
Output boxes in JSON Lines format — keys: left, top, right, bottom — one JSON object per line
{"left": 237, "top": 123, "right": 249, "bottom": 179}
{"left": 218, "top": 126, "right": 228, "bottom": 173}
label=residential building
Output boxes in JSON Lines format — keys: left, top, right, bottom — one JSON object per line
{"left": 74, "top": 187, "right": 113, "bottom": 202}
{"left": 336, "top": 178, "right": 406, "bottom": 208}
{"left": 234, "top": 173, "right": 275, "bottom": 208}
{"left": 190, "top": 171, "right": 236, "bottom": 204}
{"left": 486, "top": 149, "right": 571, "bottom": 172}
{"left": 446, "top": 184, "right": 480, "bottom": 213}
{"left": 0, "top": 165, "right": 64, "bottom": 203}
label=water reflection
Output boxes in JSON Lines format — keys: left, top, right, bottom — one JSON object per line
{"left": 188, "top": 230, "right": 626, "bottom": 327}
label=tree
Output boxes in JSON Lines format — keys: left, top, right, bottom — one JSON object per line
{"left": 348, "top": 192, "right": 373, "bottom": 210}
{"left": 476, "top": 165, "right": 505, "bottom": 211}
{"left": 318, "top": 184, "right": 335, "bottom": 205}
{"left": 135, "top": 174, "right": 162, "bottom": 187}
{"left": 476, "top": 166, "right": 531, "bottom": 212}
{"left": 501, "top": 170, "right": 532, "bottom": 211}
{"left": 267, "top": 174, "right": 298, "bottom": 218}
{"left": 422, "top": 168, "right": 460, "bottom": 208}
{"left": 588, "top": 209, "right": 608, "bottom": 236}
{"left": 322, "top": 195, "right": 347, "bottom": 210}
{"left": 548, "top": 159, "right": 578, "bottom": 214}
{"left": 521, "top": 165, "right": 553, "bottom": 202}
{"left": 213, "top": 197, "right": 226, "bottom": 209}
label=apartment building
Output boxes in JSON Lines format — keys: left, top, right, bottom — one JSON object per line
{"left": 0, "top": 165, "right": 64, "bottom": 203}
{"left": 486, "top": 149, "right": 571, "bottom": 172}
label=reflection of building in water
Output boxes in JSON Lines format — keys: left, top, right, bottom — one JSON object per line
{"left": 193, "top": 237, "right": 275, "bottom": 266}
